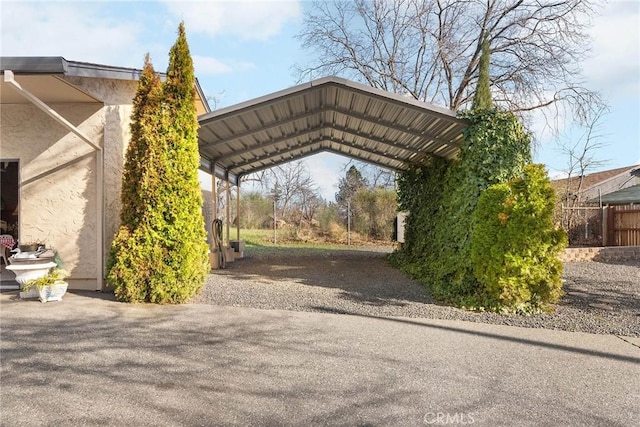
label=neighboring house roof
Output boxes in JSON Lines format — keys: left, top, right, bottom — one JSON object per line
{"left": 0, "top": 56, "right": 210, "bottom": 114}
{"left": 551, "top": 165, "right": 640, "bottom": 206}
{"left": 594, "top": 184, "right": 640, "bottom": 205}
{"left": 552, "top": 164, "right": 640, "bottom": 193}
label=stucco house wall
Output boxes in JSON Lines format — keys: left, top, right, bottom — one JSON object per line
{"left": 65, "top": 76, "right": 138, "bottom": 269}
{"left": 1, "top": 77, "right": 136, "bottom": 290}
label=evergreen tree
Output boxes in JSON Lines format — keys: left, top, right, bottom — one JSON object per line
{"left": 335, "top": 166, "right": 367, "bottom": 206}
{"left": 150, "top": 21, "right": 209, "bottom": 303}
{"left": 107, "top": 55, "right": 164, "bottom": 302}
{"left": 472, "top": 36, "right": 492, "bottom": 111}
{"left": 108, "top": 23, "right": 209, "bottom": 303}
{"left": 120, "top": 54, "right": 162, "bottom": 226}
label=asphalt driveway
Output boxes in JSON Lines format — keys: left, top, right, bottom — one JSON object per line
{"left": 1, "top": 291, "right": 639, "bottom": 426}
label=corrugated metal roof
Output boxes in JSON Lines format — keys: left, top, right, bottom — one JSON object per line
{"left": 198, "top": 77, "right": 467, "bottom": 184}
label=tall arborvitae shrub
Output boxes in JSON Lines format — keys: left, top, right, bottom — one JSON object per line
{"left": 108, "top": 23, "right": 209, "bottom": 303}
{"left": 150, "top": 21, "right": 209, "bottom": 303}
{"left": 471, "top": 164, "right": 567, "bottom": 312}
{"left": 107, "top": 55, "right": 164, "bottom": 302}
{"left": 120, "top": 54, "right": 162, "bottom": 226}
{"left": 427, "top": 36, "right": 531, "bottom": 300}
{"left": 472, "top": 36, "right": 492, "bottom": 111}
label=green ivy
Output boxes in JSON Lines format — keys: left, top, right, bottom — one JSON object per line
{"left": 434, "top": 109, "right": 532, "bottom": 299}
{"left": 395, "top": 156, "right": 450, "bottom": 268}
{"left": 392, "top": 108, "right": 535, "bottom": 308}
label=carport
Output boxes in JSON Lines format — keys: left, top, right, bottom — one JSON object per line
{"left": 197, "top": 76, "right": 467, "bottom": 246}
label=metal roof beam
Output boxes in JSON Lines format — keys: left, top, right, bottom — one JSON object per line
{"left": 237, "top": 144, "right": 402, "bottom": 181}
{"left": 199, "top": 107, "right": 329, "bottom": 148}
{"left": 324, "top": 124, "right": 424, "bottom": 154}
{"left": 200, "top": 105, "right": 461, "bottom": 151}
{"left": 213, "top": 126, "right": 326, "bottom": 161}
{"left": 215, "top": 123, "right": 424, "bottom": 164}
{"left": 323, "top": 136, "right": 406, "bottom": 162}
{"left": 321, "top": 145, "right": 404, "bottom": 171}
{"left": 229, "top": 136, "right": 403, "bottom": 174}
{"left": 237, "top": 148, "right": 332, "bottom": 179}
{"left": 328, "top": 106, "right": 463, "bottom": 148}
{"left": 229, "top": 138, "right": 326, "bottom": 172}
{"left": 199, "top": 156, "right": 238, "bottom": 183}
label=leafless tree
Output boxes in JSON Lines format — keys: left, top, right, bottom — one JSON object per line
{"left": 296, "top": 0, "right": 605, "bottom": 127}
{"left": 205, "top": 90, "right": 226, "bottom": 110}
{"left": 252, "top": 161, "right": 322, "bottom": 224}
{"left": 558, "top": 105, "right": 609, "bottom": 240}
{"left": 299, "top": 186, "right": 322, "bottom": 223}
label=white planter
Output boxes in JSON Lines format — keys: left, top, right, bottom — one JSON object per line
{"left": 37, "top": 281, "right": 68, "bottom": 303}
{"left": 19, "top": 286, "right": 39, "bottom": 299}
{"left": 6, "top": 262, "right": 57, "bottom": 286}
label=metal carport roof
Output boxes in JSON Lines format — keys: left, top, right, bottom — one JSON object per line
{"left": 198, "top": 77, "right": 467, "bottom": 185}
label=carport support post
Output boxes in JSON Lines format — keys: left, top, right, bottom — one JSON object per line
{"left": 211, "top": 173, "right": 217, "bottom": 217}
{"left": 236, "top": 184, "right": 240, "bottom": 242}
{"left": 273, "top": 199, "right": 277, "bottom": 245}
{"left": 347, "top": 200, "right": 351, "bottom": 246}
{"left": 211, "top": 172, "right": 217, "bottom": 250}
{"left": 226, "top": 178, "right": 231, "bottom": 246}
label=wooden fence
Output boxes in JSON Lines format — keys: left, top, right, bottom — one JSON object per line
{"left": 605, "top": 204, "right": 640, "bottom": 246}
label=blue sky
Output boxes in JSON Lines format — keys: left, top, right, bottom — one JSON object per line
{"left": 1, "top": 0, "right": 638, "bottom": 200}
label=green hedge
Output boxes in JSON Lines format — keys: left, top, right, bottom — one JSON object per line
{"left": 471, "top": 164, "right": 567, "bottom": 313}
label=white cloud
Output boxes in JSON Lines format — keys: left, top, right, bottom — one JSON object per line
{"left": 583, "top": 1, "right": 640, "bottom": 95}
{"left": 193, "top": 55, "right": 233, "bottom": 74}
{"left": 192, "top": 55, "right": 255, "bottom": 75}
{"left": 0, "top": 2, "right": 144, "bottom": 67}
{"left": 162, "top": 0, "right": 302, "bottom": 41}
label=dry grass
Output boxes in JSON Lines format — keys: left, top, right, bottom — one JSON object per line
{"left": 238, "top": 227, "right": 392, "bottom": 249}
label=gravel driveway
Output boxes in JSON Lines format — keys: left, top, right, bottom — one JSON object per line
{"left": 192, "top": 245, "right": 640, "bottom": 337}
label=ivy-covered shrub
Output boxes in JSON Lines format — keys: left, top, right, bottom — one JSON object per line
{"left": 392, "top": 108, "right": 535, "bottom": 308}
{"left": 471, "top": 164, "right": 567, "bottom": 313}
{"left": 435, "top": 109, "right": 532, "bottom": 297}
{"left": 392, "top": 40, "right": 564, "bottom": 313}
{"left": 393, "top": 157, "right": 450, "bottom": 276}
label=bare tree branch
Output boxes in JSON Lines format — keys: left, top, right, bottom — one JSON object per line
{"left": 296, "top": 0, "right": 605, "bottom": 127}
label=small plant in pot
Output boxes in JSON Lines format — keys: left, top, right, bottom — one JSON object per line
{"left": 19, "top": 242, "right": 45, "bottom": 252}
{"left": 20, "top": 268, "right": 69, "bottom": 303}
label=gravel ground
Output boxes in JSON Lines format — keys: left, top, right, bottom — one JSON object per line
{"left": 192, "top": 245, "right": 640, "bottom": 337}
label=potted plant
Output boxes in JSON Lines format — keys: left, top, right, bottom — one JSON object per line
{"left": 20, "top": 268, "right": 69, "bottom": 303}
{"left": 19, "top": 241, "right": 44, "bottom": 252}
